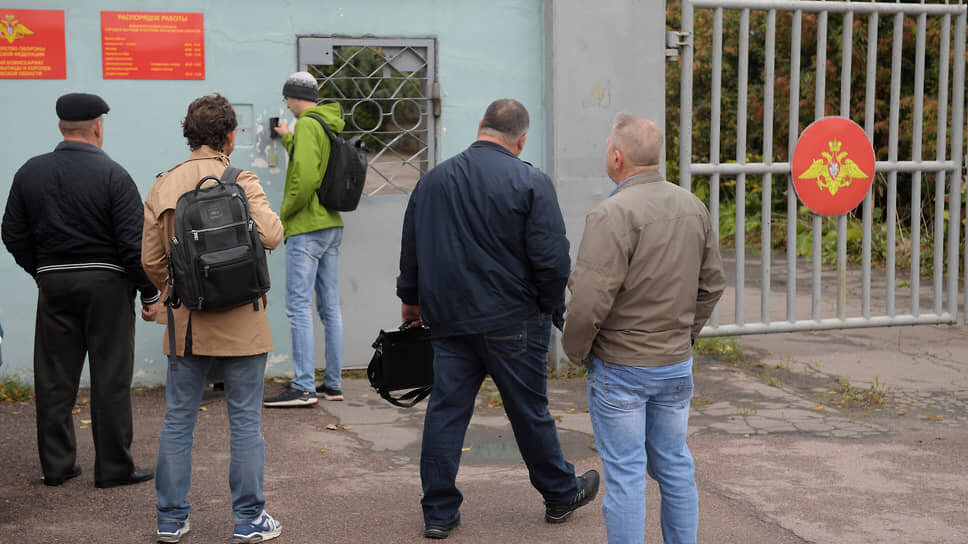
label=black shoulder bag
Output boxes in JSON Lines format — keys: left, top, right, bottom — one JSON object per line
{"left": 366, "top": 322, "right": 435, "bottom": 408}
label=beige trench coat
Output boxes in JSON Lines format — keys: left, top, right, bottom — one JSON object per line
{"left": 141, "top": 146, "right": 284, "bottom": 357}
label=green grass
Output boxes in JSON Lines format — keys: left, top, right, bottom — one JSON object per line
{"left": 694, "top": 337, "right": 746, "bottom": 363}
{"left": 0, "top": 374, "right": 34, "bottom": 402}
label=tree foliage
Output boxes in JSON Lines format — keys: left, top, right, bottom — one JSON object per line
{"left": 666, "top": 1, "right": 965, "bottom": 270}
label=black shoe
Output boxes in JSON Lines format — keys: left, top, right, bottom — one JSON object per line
{"left": 95, "top": 467, "right": 154, "bottom": 489}
{"left": 545, "top": 470, "right": 600, "bottom": 523}
{"left": 44, "top": 464, "right": 82, "bottom": 486}
{"left": 264, "top": 388, "right": 318, "bottom": 407}
{"left": 423, "top": 513, "right": 460, "bottom": 539}
{"left": 315, "top": 385, "right": 344, "bottom": 401}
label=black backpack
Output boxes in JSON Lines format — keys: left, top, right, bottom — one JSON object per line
{"left": 306, "top": 113, "right": 367, "bottom": 212}
{"left": 166, "top": 166, "right": 270, "bottom": 313}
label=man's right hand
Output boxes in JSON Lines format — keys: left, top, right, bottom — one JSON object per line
{"left": 402, "top": 303, "right": 421, "bottom": 327}
{"left": 273, "top": 120, "right": 290, "bottom": 137}
{"left": 141, "top": 301, "right": 161, "bottom": 322}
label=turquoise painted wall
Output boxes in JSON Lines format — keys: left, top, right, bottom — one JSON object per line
{"left": 0, "top": 0, "right": 547, "bottom": 384}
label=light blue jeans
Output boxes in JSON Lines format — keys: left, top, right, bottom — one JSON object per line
{"left": 285, "top": 227, "right": 343, "bottom": 393}
{"left": 587, "top": 356, "right": 698, "bottom": 544}
{"left": 156, "top": 353, "right": 267, "bottom": 525}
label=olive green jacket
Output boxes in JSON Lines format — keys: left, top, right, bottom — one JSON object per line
{"left": 279, "top": 102, "right": 346, "bottom": 239}
{"left": 562, "top": 171, "right": 725, "bottom": 366}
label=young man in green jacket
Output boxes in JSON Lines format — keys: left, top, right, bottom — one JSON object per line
{"left": 264, "top": 71, "right": 346, "bottom": 407}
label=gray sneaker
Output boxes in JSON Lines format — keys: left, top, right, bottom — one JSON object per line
{"left": 263, "top": 389, "right": 318, "bottom": 407}
{"left": 315, "top": 385, "right": 344, "bottom": 401}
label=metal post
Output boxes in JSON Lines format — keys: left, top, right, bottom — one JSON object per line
{"left": 933, "top": 15, "right": 950, "bottom": 316}
{"left": 736, "top": 8, "right": 750, "bottom": 326}
{"left": 787, "top": 9, "right": 802, "bottom": 323}
{"left": 680, "top": 0, "right": 695, "bottom": 192}
{"left": 886, "top": 13, "right": 904, "bottom": 318}
{"left": 910, "top": 13, "right": 926, "bottom": 316}
{"left": 812, "top": 11, "right": 828, "bottom": 321}
{"left": 710, "top": 7, "right": 723, "bottom": 327}
{"left": 837, "top": 10, "right": 853, "bottom": 321}
{"left": 762, "top": 9, "right": 776, "bottom": 324}
{"left": 862, "top": 12, "right": 878, "bottom": 320}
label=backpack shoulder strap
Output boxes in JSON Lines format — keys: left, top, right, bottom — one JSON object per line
{"left": 221, "top": 165, "right": 242, "bottom": 184}
{"left": 306, "top": 113, "right": 337, "bottom": 143}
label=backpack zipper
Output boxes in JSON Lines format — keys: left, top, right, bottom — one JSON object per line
{"left": 191, "top": 220, "right": 247, "bottom": 240}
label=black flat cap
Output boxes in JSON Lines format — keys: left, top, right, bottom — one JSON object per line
{"left": 56, "top": 93, "right": 110, "bottom": 121}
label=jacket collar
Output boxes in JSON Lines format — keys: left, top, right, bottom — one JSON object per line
{"left": 185, "top": 145, "right": 231, "bottom": 164}
{"left": 55, "top": 140, "right": 104, "bottom": 155}
{"left": 610, "top": 170, "right": 665, "bottom": 197}
{"left": 470, "top": 139, "right": 518, "bottom": 159}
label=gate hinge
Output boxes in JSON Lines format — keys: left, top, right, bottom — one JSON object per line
{"left": 666, "top": 30, "right": 691, "bottom": 60}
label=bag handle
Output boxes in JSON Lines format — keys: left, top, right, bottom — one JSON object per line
{"left": 378, "top": 385, "right": 432, "bottom": 408}
{"left": 192, "top": 166, "right": 242, "bottom": 194}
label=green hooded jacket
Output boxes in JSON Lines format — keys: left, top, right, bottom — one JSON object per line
{"left": 280, "top": 102, "right": 346, "bottom": 239}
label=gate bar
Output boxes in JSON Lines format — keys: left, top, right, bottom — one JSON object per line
{"left": 862, "top": 12, "right": 878, "bottom": 320}
{"left": 762, "top": 9, "right": 776, "bottom": 324}
{"left": 838, "top": 11, "right": 853, "bottom": 321}
{"left": 691, "top": 0, "right": 964, "bottom": 16}
{"left": 736, "top": 8, "right": 749, "bottom": 326}
{"left": 886, "top": 13, "right": 903, "bottom": 317}
{"left": 786, "top": 9, "right": 801, "bottom": 323}
{"left": 710, "top": 7, "right": 724, "bottom": 327}
{"left": 933, "top": 14, "right": 951, "bottom": 317}
{"left": 911, "top": 13, "right": 926, "bottom": 316}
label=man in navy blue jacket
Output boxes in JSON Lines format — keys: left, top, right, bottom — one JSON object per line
{"left": 397, "top": 98, "right": 599, "bottom": 539}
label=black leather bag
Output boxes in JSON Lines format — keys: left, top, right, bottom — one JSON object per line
{"left": 366, "top": 322, "right": 434, "bottom": 408}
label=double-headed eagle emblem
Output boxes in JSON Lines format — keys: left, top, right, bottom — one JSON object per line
{"left": 1, "top": 14, "right": 33, "bottom": 44}
{"left": 797, "top": 140, "right": 869, "bottom": 196}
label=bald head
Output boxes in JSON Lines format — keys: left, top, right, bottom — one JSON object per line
{"left": 477, "top": 98, "right": 530, "bottom": 156}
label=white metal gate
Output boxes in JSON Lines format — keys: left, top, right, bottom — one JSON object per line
{"left": 675, "top": 0, "right": 968, "bottom": 336}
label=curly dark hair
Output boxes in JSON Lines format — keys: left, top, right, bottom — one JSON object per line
{"left": 182, "top": 93, "right": 238, "bottom": 151}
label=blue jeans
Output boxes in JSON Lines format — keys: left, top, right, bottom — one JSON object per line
{"left": 421, "top": 313, "right": 579, "bottom": 524}
{"left": 587, "top": 357, "right": 698, "bottom": 544}
{"left": 156, "top": 353, "right": 267, "bottom": 525}
{"left": 286, "top": 227, "right": 343, "bottom": 392}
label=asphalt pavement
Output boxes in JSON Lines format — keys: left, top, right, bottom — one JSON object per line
{"left": 1, "top": 313, "right": 967, "bottom": 543}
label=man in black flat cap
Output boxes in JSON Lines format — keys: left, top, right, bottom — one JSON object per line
{"left": 2, "top": 93, "right": 158, "bottom": 488}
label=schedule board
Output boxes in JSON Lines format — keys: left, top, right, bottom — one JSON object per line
{"left": 100, "top": 11, "right": 204, "bottom": 80}
{"left": 0, "top": 9, "right": 66, "bottom": 79}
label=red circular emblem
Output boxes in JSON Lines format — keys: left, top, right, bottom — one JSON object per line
{"left": 791, "top": 117, "right": 875, "bottom": 216}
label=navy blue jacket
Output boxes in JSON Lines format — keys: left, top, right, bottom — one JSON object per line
{"left": 397, "top": 140, "right": 569, "bottom": 336}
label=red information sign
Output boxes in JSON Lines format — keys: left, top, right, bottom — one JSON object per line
{"left": 0, "top": 9, "right": 65, "bottom": 79}
{"left": 791, "top": 117, "right": 876, "bottom": 216}
{"left": 100, "top": 11, "right": 204, "bottom": 80}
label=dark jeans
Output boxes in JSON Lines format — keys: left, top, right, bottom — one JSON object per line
{"left": 420, "top": 313, "right": 579, "bottom": 524}
{"left": 34, "top": 270, "right": 137, "bottom": 483}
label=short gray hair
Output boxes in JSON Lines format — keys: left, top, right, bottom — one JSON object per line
{"left": 58, "top": 118, "right": 100, "bottom": 136}
{"left": 610, "top": 113, "right": 662, "bottom": 167}
{"left": 480, "top": 98, "right": 530, "bottom": 141}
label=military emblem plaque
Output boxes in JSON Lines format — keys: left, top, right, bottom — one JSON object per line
{"left": 791, "top": 117, "right": 876, "bottom": 217}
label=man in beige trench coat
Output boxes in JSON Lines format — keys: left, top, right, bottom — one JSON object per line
{"left": 141, "top": 93, "right": 285, "bottom": 544}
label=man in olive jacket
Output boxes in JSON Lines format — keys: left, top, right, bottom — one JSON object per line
{"left": 562, "top": 114, "right": 725, "bottom": 544}
{"left": 265, "top": 71, "right": 346, "bottom": 407}
{"left": 142, "top": 93, "right": 284, "bottom": 543}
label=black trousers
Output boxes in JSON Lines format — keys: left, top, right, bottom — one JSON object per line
{"left": 34, "top": 270, "right": 137, "bottom": 483}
